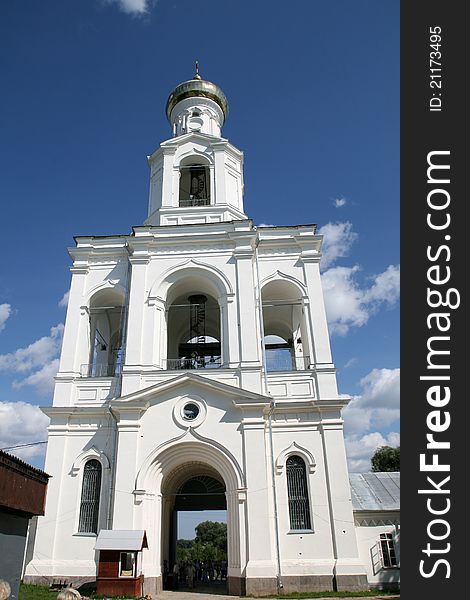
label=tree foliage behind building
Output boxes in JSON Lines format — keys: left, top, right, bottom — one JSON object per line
{"left": 176, "top": 521, "right": 227, "bottom": 562}
{"left": 371, "top": 446, "right": 400, "bottom": 472}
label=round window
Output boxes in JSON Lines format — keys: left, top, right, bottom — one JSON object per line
{"left": 182, "top": 403, "right": 200, "bottom": 421}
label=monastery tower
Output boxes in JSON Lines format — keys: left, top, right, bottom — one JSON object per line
{"left": 25, "top": 69, "right": 369, "bottom": 596}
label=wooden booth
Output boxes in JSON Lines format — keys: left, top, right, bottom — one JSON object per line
{"left": 95, "top": 530, "right": 148, "bottom": 597}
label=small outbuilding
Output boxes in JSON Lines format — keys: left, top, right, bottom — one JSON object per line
{"left": 350, "top": 472, "right": 400, "bottom": 590}
{"left": 95, "top": 530, "right": 148, "bottom": 598}
{"left": 0, "top": 450, "right": 50, "bottom": 600}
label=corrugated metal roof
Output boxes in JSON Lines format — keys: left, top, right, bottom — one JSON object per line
{"left": 95, "top": 530, "right": 148, "bottom": 551}
{"left": 349, "top": 472, "right": 400, "bottom": 512}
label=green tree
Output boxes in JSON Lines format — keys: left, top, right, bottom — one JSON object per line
{"left": 371, "top": 446, "right": 400, "bottom": 472}
{"left": 195, "top": 521, "right": 227, "bottom": 553}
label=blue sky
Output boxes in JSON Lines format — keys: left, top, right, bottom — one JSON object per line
{"left": 0, "top": 0, "right": 399, "bottom": 517}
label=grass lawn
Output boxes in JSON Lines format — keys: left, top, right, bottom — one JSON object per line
{"left": 20, "top": 585, "right": 53, "bottom": 600}
{"left": 20, "top": 583, "right": 399, "bottom": 600}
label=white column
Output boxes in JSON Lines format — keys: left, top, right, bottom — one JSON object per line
{"left": 220, "top": 294, "right": 239, "bottom": 367}
{"left": 58, "top": 266, "right": 89, "bottom": 376}
{"left": 139, "top": 493, "right": 160, "bottom": 579}
{"left": 301, "top": 256, "right": 333, "bottom": 366}
{"left": 242, "top": 419, "right": 277, "bottom": 578}
{"left": 320, "top": 421, "right": 366, "bottom": 577}
{"left": 149, "top": 298, "right": 165, "bottom": 368}
{"left": 213, "top": 146, "right": 226, "bottom": 205}
{"left": 233, "top": 241, "right": 261, "bottom": 366}
{"left": 112, "top": 408, "right": 142, "bottom": 528}
{"left": 161, "top": 148, "right": 177, "bottom": 208}
{"left": 122, "top": 255, "right": 148, "bottom": 395}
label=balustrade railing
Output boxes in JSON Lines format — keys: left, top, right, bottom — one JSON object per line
{"left": 79, "top": 355, "right": 311, "bottom": 377}
{"left": 266, "top": 355, "right": 311, "bottom": 373}
{"left": 179, "top": 197, "right": 210, "bottom": 207}
{"left": 80, "top": 363, "right": 122, "bottom": 378}
{"left": 165, "top": 357, "right": 222, "bottom": 371}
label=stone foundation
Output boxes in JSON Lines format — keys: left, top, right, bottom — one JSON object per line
{"left": 143, "top": 576, "right": 162, "bottom": 597}
{"left": 334, "top": 573, "right": 369, "bottom": 591}
{"left": 244, "top": 573, "right": 369, "bottom": 597}
{"left": 280, "top": 575, "right": 334, "bottom": 593}
{"left": 245, "top": 577, "right": 278, "bottom": 596}
{"left": 24, "top": 572, "right": 370, "bottom": 596}
{"left": 22, "top": 576, "right": 96, "bottom": 590}
{"left": 227, "top": 576, "right": 246, "bottom": 596}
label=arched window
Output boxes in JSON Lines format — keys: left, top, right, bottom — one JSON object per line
{"left": 78, "top": 459, "right": 102, "bottom": 533}
{"left": 86, "top": 288, "right": 126, "bottom": 378}
{"left": 261, "top": 279, "right": 311, "bottom": 372}
{"left": 179, "top": 163, "right": 210, "bottom": 207}
{"left": 286, "top": 455, "right": 311, "bottom": 530}
{"left": 166, "top": 291, "right": 221, "bottom": 370}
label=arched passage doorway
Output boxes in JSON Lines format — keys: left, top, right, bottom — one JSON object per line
{"left": 137, "top": 439, "right": 245, "bottom": 596}
{"left": 162, "top": 467, "right": 227, "bottom": 591}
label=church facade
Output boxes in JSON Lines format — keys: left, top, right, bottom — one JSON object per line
{"left": 25, "top": 71, "right": 390, "bottom": 595}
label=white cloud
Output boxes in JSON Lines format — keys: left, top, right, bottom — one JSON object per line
{"left": 343, "top": 367, "right": 400, "bottom": 471}
{"left": 364, "top": 264, "right": 400, "bottom": 305}
{"left": 344, "top": 368, "right": 400, "bottom": 434}
{"left": 257, "top": 223, "right": 275, "bottom": 228}
{"left": 345, "top": 431, "right": 400, "bottom": 473}
{"left": 322, "top": 264, "right": 400, "bottom": 336}
{"left": 0, "top": 324, "right": 63, "bottom": 374}
{"left": 318, "top": 221, "right": 357, "bottom": 270}
{"left": 0, "top": 325, "right": 63, "bottom": 397}
{"left": 0, "top": 303, "right": 11, "bottom": 332}
{"left": 317, "top": 222, "right": 399, "bottom": 335}
{"left": 59, "top": 291, "right": 70, "bottom": 308}
{"left": 104, "top": 0, "right": 151, "bottom": 15}
{"left": 13, "top": 359, "right": 60, "bottom": 396}
{"left": 334, "top": 197, "right": 347, "bottom": 208}
{"left": 0, "top": 401, "right": 49, "bottom": 461}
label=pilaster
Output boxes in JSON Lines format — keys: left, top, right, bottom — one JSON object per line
{"left": 58, "top": 266, "right": 89, "bottom": 378}
{"left": 122, "top": 254, "right": 149, "bottom": 389}
{"left": 320, "top": 422, "right": 367, "bottom": 583}
{"left": 233, "top": 238, "right": 261, "bottom": 366}
{"left": 241, "top": 417, "right": 276, "bottom": 577}
{"left": 111, "top": 408, "right": 143, "bottom": 528}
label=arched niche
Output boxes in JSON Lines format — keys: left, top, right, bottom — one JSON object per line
{"left": 163, "top": 269, "right": 227, "bottom": 370}
{"left": 178, "top": 155, "right": 211, "bottom": 207}
{"left": 261, "top": 277, "right": 311, "bottom": 372}
{"left": 87, "top": 287, "right": 126, "bottom": 377}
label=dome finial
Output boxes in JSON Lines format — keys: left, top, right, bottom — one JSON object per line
{"left": 194, "top": 60, "right": 201, "bottom": 80}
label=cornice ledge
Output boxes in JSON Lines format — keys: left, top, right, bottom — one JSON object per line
{"left": 315, "top": 397, "right": 350, "bottom": 408}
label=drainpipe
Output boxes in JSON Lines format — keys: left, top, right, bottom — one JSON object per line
{"left": 268, "top": 402, "right": 283, "bottom": 591}
{"left": 107, "top": 406, "right": 118, "bottom": 530}
{"left": 254, "top": 231, "right": 283, "bottom": 591}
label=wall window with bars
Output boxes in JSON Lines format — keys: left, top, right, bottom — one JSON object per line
{"left": 78, "top": 459, "right": 102, "bottom": 534}
{"left": 286, "top": 455, "right": 312, "bottom": 530}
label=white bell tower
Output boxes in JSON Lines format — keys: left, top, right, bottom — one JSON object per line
{"left": 25, "top": 67, "right": 371, "bottom": 597}
{"left": 146, "top": 64, "right": 246, "bottom": 226}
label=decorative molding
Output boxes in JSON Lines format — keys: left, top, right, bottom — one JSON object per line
{"left": 173, "top": 394, "right": 208, "bottom": 429}
{"left": 148, "top": 256, "right": 234, "bottom": 301}
{"left": 85, "top": 281, "right": 127, "bottom": 305}
{"left": 275, "top": 442, "right": 316, "bottom": 475}
{"left": 355, "top": 517, "right": 400, "bottom": 527}
{"left": 70, "top": 446, "right": 110, "bottom": 477}
{"left": 134, "top": 426, "right": 245, "bottom": 492}
{"left": 260, "top": 269, "right": 308, "bottom": 296}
